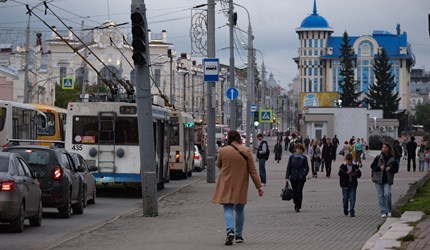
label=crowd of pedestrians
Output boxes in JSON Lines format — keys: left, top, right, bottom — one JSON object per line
{"left": 211, "top": 131, "right": 428, "bottom": 246}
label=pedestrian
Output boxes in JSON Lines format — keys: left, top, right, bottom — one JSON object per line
{"left": 309, "top": 140, "right": 321, "bottom": 178}
{"left": 338, "top": 153, "right": 362, "bottom": 217}
{"left": 418, "top": 144, "right": 425, "bottom": 172}
{"left": 319, "top": 141, "right": 325, "bottom": 172}
{"left": 406, "top": 136, "right": 418, "bottom": 172}
{"left": 274, "top": 139, "right": 283, "bottom": 163}
{"left": 393, "top": 140, "right": 403, "bottom": 166}
{"left": 354, "top": 138, "right": 364, "bottom": 165}
{"left": 341, "top": 140, "right": 351, "bottom": 156}
{"left": 304, "top": 136, "right": 310, "bottom": 154}
{"left": 424, "top": 146, "right": 430, "bottom": 171}
{"left": 371, "top": 142, "right": 399, "bottom": 218}
{"left": 284, "top": 136, "right": 290, "bottom": 151}
{"left": 285, "top": 143, "right": 309, "bottom": 212}
{"left": 256, "top": 133, "right": 269, "bottom": 186}
{"left": 322, "top": 138, "right": 336, "bottom": 177}
{"left": 360, "top": 138, "right": 367, "bottom": 160}
{"left": 332, "top": 135, "right": 340, "bottom": 159}
{"left": 211, "top": 130, "right": 264, "bottom": 246}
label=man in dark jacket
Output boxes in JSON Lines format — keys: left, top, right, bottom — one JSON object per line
{"left": 256, "top": 134, "right": 269, "bottom": 185}
{"left": 406, "top": 136, "right": 418, "bottom": 172}
{"left": 393, "top": 140, "right": 403, "bottom": 165}
{"left": 322, "top": 138, "right": 336, "bottom": 177}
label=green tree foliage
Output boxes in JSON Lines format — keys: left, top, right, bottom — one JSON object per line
{"left": 338, "top": 31, "right": 361, "bottom": 107}
{"left": 366, "top": 47, "right": 400, "bottom": 119}
{"left": 54, "top": 83, "right": 81, "bottom": 108}
{"left": 414, "top": 103, "right": 430, "bottom": 132}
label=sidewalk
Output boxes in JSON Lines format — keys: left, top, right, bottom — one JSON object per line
{"left": 50, "top": 138, "right": 428, "bottom": 250}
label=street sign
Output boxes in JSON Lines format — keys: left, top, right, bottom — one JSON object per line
{"left": 203, "top": 58, "right": 219, "bottom": 82}
{"left": 62, "top": 77, "right": 74, "bottom": 90}
{"left": 226, "top": 87, "right": 239, "bottom": 100}
{"left": 260, "top": 109, "right": 272, "bottom": 123}
{"left": 250, "top": 104, "right": 257, "bottom": 112}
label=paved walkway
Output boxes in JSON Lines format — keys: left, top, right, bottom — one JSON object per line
{"left": 50, "top": 138, "right": 427, "bottom": 250}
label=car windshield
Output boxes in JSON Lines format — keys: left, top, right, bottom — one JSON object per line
{"left": 6, "top": 148, "right": 50, "bottom": 166}
{"left": 0, "top": 157, "right": 9, "bottom": 172}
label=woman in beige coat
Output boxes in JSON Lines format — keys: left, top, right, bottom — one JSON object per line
{"left": 211, "top": 130, "right": 264, "bottom": 246}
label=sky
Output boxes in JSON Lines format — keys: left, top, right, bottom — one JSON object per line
{"left": 1, "top": 0, "right": 429, "bottom": 90}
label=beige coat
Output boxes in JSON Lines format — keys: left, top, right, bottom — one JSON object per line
{"left": 211, "top": 142, "right": 262, "bottom": 205}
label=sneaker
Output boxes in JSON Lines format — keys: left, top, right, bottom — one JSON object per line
{"left": 344, "top": 210, "right": 348, "bottom": 216}
{"left": 350, "top": 213, "right": 355, "bottom": 217}
{"left": 381, "top": 214, "right": 387, "bottom": 218}
{"left": 295, "top": 207, "right": 300, "bottom": 212}
{"left": 387, "top": 212, "right": 392, "bottom": 217}
{"left": 235, "top": 236, "right": 244, "bottom": 243}
{"left": 225, "top": 231, "right": 234, "bottom": 246}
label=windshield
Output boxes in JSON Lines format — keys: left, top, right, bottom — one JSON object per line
{"left": 0, "top": 157, "right": 9, "bottom": 172}
{"left": 6, "top": 148, "right": 51, "bottom": 166}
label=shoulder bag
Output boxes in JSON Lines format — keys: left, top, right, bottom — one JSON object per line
{"left": 230, "top": 144, "right": 248, "bottom": 161}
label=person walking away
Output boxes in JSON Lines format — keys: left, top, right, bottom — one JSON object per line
{"left": 274, "top": 139, "right": 283, "bottom": 163}
{"left": 338, "top": 153, "right": 361, "bottom": 217}
{"left": 360, "top": 138, "right": 367, "bottom": 160}
{"left": 393, "top": 140, "right": 403, "bottom": 166}
{"left": 319, "top": 141, "right": 325, "bottom": 172}
{"left": 332, "top": 135, "right": 340, "bottom": 160}
{"left": 371, "top": 142, "right": 399, "bottom": 218}
{"left": 284, "top": 136, "right": 290, "bottom": 151}
{"left": 406, "top": 136, "right": 418, "bottom": 172}
{"left": 354, "top": 139, "right": 364, "bottom": 166}
{"left": 211, "top": 130, "right": 264, "bottom": 246}
{"left": 304, "top": 136, "right": 310, "bottom": 154}
{"left": 418, "top": 144, "right": 425, "bottom": 172}
{"left": 256, "top": 133, "right": 269, "bottom": 186}
{"left": 424, "top": 146, "right": 430, "bottom": 171}
{"left": 309, "top": 141, "right": 321, "bottom": 178}
{"left": 322, "top": 138, "right": 336, "bottom": 177}
{"left": 401, "top": 140, "right": 408, "bottom": 160}
{"left": 285, "top": 143, "right": 309, "bottom": 212}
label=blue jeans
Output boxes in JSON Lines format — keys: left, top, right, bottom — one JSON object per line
{"left": 223, "top": 204, "right": 245, "bottom": 237}
{"left": 375, "top": 183, "right": 392, "bottom": 214}
{"left": 258, "top": 158, "right": 267, "bottom": 184}
{"left": 342, "top": 187, "right": 357, "bottom": 214}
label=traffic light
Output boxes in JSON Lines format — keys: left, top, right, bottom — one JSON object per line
{"left": 131, "top": 5, "right": 149, "bottom": 65}
{"left": 253, "top": 112, "right": 259, "bottom": 127}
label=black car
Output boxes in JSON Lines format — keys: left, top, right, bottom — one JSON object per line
{"left": 3, "top": 146, "right": 85, "bottom": 218}
{"left": 69, "top": 153, "right": 97, "bottom": 206}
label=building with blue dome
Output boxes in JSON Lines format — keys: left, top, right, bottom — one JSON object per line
{"left": 294, "top": 0, "right": 415, "bottom": 111}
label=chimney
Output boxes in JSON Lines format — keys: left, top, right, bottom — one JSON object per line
{"left": 36, "top": 33, "right": 42, "bottom": 46}
{"left": 396, "top": 24, "right": 401, "bottom": 35}
{"left": 148, "top": 29, "right": 152, "bottom": 43}
{"left": 162, "top": 30, "right": 167, "bottom": 43}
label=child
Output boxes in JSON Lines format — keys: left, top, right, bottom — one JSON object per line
{"left": 338, "top": 153, "right": 362, "bottom": 217}
{"left": 418, "top": 145, "right": 426, "bottom": 172}
{"left": 424, "top": 146, "right": 430, "bottom": 171}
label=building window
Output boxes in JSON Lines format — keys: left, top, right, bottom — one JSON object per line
{"left": 59, "top": 65, "right": 67, "bottom": 83}
{"left": 154, "top": 68, "right": 161, "bottom": 87}
{"left": 39, "top": 53, "right": 48, "bottom": 73}
{"left": 98, "top": 65, "right": 121, "bottom": 86}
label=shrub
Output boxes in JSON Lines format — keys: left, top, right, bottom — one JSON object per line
{"left": 369, "top": 135, "right": 395, "bottom": 150}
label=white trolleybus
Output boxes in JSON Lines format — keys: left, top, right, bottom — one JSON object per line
{"left": 65, "top": 102, "right": 171, "bottom": 189}
{"left": 0, "top": 100, "right": 46, "bottom": 148}
{"left": 169, "top": 110, "right": 195, "bottom": 179}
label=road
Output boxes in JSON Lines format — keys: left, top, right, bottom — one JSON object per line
{"left": 0, "top": 172, "right": 205, "bottom": 250}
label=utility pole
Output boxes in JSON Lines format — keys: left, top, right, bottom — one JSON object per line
{"left": 206, "top": 0, "right": 216, "bottom": 183}
{"left": 80, "top": 20, "right": 87, "bottom": 101}
{"left": 228, "top": 0, "right": 236, "bottom": 130}
{"left": 131, "top": 0, "right": 157, "bottom": 216}
{"left": 23, "top": 16, "right": 30, "bottom": 103}
{"left": 245, "top": 23, "right": 253, "bottom": 147}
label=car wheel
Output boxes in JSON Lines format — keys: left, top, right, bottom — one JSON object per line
{"left": 10, "top": 202, "right": 25, "bottom": 233}
{"left": 29, "top": 201, "right": 42, "bottom": 227}
{"left": 58, "top": 193, "right": 72, "bottom": 218}
{"left": 72, "top": 187, "right": 85, "bottom": 215}
{"left": 87, "top": 188, "right": 96, "bottom": 205}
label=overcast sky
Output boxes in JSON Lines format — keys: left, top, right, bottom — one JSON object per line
{"left": 1, "top": 0, "right": 429, "bottom": 89}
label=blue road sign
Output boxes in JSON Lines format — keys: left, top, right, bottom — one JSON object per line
{"left": 250, "top": 104, "right": 257, "bottom": 112}
{"left": 260, "top": 110, "right": 272, "bottom": 122}
{"left": 226, "top": 87, "right": 239, "bottom": 100}
{"left": 62, "top": 77, "right": 74, "bottom": 90}
{"left": 203, "top": 58, "right": 219, "bottom": 82}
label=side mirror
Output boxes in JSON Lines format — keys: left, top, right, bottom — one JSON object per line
{"left": 89, "top": 166, "right": 98, "bottom": 172}
{"left": 33, "top": 171, "right": 45, "bottom": 179}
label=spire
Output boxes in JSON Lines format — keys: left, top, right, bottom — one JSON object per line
{"left": 313, "top": 0, "right": 317, "bottom": 15}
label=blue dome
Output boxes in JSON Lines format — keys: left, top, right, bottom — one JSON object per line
{"left": 300, "top": 14, "right": 329, "bottom": 28}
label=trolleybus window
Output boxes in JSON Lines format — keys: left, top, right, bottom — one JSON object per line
{"left": 72, "top": 116, "right": 139, "bottom": 145}
{"left": 0, "top": 107, "right": 5, "bottom": 131}
{"left": 170, "top": 117, "right": 179, "bottom": 146}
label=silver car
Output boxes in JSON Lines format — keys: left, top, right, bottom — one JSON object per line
{"left": 193, "top": 145, "right": 204, "bottom": 172}
{"left": 0, "top": 152, "right": 43, "bottom": 232}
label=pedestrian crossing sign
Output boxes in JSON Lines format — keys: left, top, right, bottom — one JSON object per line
{"left": 62, "top": 77, "right": 74, "bottom": 90}
{"left": 260, "top": 110, "right": 272, "bottom": 123}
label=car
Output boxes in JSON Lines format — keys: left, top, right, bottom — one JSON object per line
{"left": 0, "top": 152, "right": 43, "bottom": 232}
{"left": 69, "top": 153, "right": 97, "bottom": 206}
{"left": 3, "top": 146, "right": 85, "bottom": 218}
{"left": 193, "top": 145, "right": 204, "bottom": 172}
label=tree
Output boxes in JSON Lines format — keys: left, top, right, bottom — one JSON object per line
{"left": 414, "top": 103, "right": 430, "bottom": 132}
{"left": 338, "top": 31, "right": 361, "bottom": 107}
{"left": 366, "top": 47, "right": 400, "bottom": 119}
{"left": 55, "top": 83, "right": 81, "bottom": 108}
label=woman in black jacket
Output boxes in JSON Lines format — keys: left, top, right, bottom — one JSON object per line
{"left": 338, "top": 153, "right": 361, "bottom": 217}
{"left": 285, "top": 143, "right": 309, "bottom": 212}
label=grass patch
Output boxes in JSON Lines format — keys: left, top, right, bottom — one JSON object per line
{"left": 399, "top": 180, "right": 430, "bottom": 215}
{"left": 397, "top": 233, "right": 415, "bottom": 242}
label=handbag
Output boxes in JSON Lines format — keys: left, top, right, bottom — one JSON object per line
{"left": 280, "top": 180, "right": 294, "bottom": 201}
